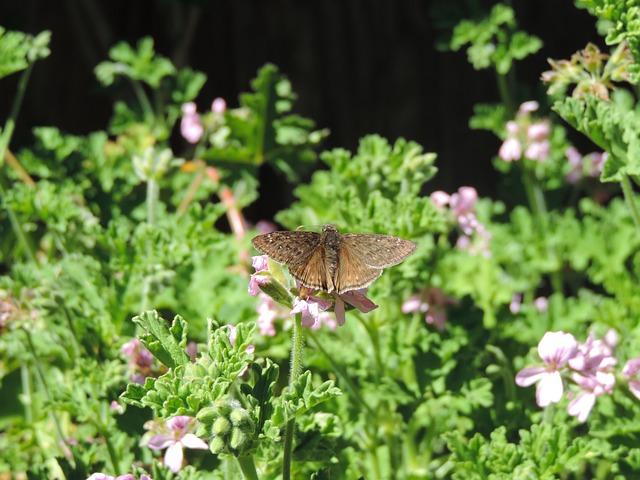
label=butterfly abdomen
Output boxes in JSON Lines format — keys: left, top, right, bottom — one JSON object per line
{"left": 320, "top": 227, "right": 341, "bottom": 291}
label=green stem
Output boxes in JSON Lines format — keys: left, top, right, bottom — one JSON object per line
{"left": 0, "top": 64, "right": 33, "bottom": 164}
{"left": 0, "top": 64, "right": 37, "bottom": 263}
{"left": 141, "top": 178, "right": 159, "bottom": 311}
{"left": 130, "top": 79, "right": 155, "bottom": 124}
{"left": 21, "top": 365, "right": 33, "bottom": 423}
{"left": 496, "top": 73, "right": 514, "bottom": 114}
{"left": 237, "top": 455, "right": 259, "bottom": 480}
{"left": 621, "top": 175, "right": 640, "bottom": 231}
{"left": 307, "top": 331, "right": 375, "bottom": 417}
{"left": 282, "top": 313, "right": 304, "bottom": 480}
{"left": 23, "top": 328, "right": 73, "bottom": 465}
{"left": 354, "top": 313, "right": 384, "bottom": 374}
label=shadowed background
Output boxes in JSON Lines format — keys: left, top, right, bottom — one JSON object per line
{"left": 1, "top": 0, "right": 597, "bottom": 222}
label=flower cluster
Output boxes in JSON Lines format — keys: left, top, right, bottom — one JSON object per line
{"left": 515, "top": 330, "right": 635, "bottom": 422}
{"left": 542, "top": 42, "right": 633, "bottom": 100}
{"left": 402, "top": 287, "right": 456, "bottom": 330}
{"left": 509, "top": 294, "right": 548, "bottom": 314}
{"left": 565, "top": 146, "right": 606, "bottom": 184}
{"left": 180, "top": 97, "right": 227, "bottom": 144}
{"left": 498, "top": 101, "right": 550, "bottom": 163}
{"left": 120, "top": 338, "right": 156, "bottom": 384}
{"left": 430, "top": 186, "right": 491, "bottom": 256}
{"left": 145, "top": 416, "right": 208, "bottom": 473}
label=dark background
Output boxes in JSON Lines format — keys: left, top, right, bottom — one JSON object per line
{"left": 1, "top": 0, "right": 598, "bottom": 222}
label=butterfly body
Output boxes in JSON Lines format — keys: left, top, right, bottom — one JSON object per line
{"left": 252, "top": 224, "right": 416, "bottom": 295}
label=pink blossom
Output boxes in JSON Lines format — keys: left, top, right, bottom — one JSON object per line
{"left": 256, "top": 293, "right": 279, "bottom": 336}
{"left": 86, "top": 474, "right": 150, "bottom": 480}
{"left": 185, "top": 341, "right": 198, "bottom": 362}
{"left": 121, "top": 338, "right": 154, "bottom": 383}
{"left": 180, "top": 102, "right": 204, "bottom": 144}
{"left": 525, "top": 140, "right": 550, "bottom": 161}
{"left": 519, "top": 100, "right": 539, "bottom": 113}
{"left": 568, "top": 334, "right": 617, "bottom": 383}
{"left": 252, "top": 255, "right": 269, "bottom": 272}
{"left": 534, "top": 296, "right": 548, "bottom": 313}
{"left": 248, "top": 255, "right": 270, "bottom": 296}
{"left": 527, "top": 121, "right": 550, "bottom": 141}
{"left": 506, "top": 121, "right": 519, "bottom": 135}
{"left": 211, "top": 97, "right": 227, "bottom": 114}
{"left": 515, "top": 331, "right": 578, "bottom": 407}
{"left": 147, "top": 416, "right": 208, "bottom": 473}
{"left": 509, "top": 293, "right": 522, "bottom": 314}
{"left": 449, "top": 187, "right": 478, "bottom": 217}
{"left": 430, "top": 191, "right": 450, "bottom": 208}
{"left": 110, "top": 400, "right": 124, "bottom": 414}
{"left": 604, "top": 329, "right": 619, "bottom": 349}
{"left": 591, "top": 152, "right": 606, "bottom": 176}
{"left": 567, "top": 373, "right": 608, "bottom": 422}
{"left": 402, "top": 288, "right": 453, "bottom": 330}
{"left": 256, "top": 220, "right": 277, "bottom": 234}
{"left": 499, "top": 137, "right": 522, "bottom": 162}
{"left": 291, "top": 297, "right": 332, "bottom": 329}
{"left": 622, "top": 358, "right": 640, "bottom": 400}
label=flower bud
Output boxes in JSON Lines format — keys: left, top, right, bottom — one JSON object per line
{"left": 230, "top": 427, "right": 249, "bottom": 451}
{"left": 212, "top": 416, "right": 232, "bottom": 436}
{"left": 209, "top": 436, "right": 226, "bottom": 455}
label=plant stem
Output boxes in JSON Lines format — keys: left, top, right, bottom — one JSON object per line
{"left": 496, "top": 73, "right": 514, "bottom": 115}
{"left": 307, "top": 331, "right": 375, "bottom": 417}
{"left": 0, "top": 64, "right": 37, "bottom": 263}
{"left": 237, "top": 455, "right": 259, "bottom": 480}
{"left": 23, "top": 328, "right": 73, "bottom": 465}
{"left": 21, "top": 365, "right": 33, "bottom": 423}
{"left": 621, "top": 175, "right": 640, "bottom": 230}
{"left": 354, "top": 313, "right": 384, "bottom": 374}
{"left": 282, "top": 313, "right": 304, "bottom": 480}
{"left": 130, "top": 79, "right": 155, "bottom": 124}
{"left": 141, "top": 177, "right": 159, "bottom": 311}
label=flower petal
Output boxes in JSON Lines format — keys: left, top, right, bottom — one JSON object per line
{"left": 629, "top": 380, "right": 640, "bottom": 400}
{"left": 164, "top": 442, "right": 184, "bottom": 473}
{"left": 181, "top": 433, "right": 209, "bottom": 450}
{"left": 538, "top": 331, "right": 577, "bottom": 366}
{"left": 340, "top": 290, "right": 378, "bottom": 313}
{"left": 166, "top": 416, "right": 192, "bottom": 433}
{"left": 536, "top": 371, "right": 563, "bottom": 407}
{"left": 567, "top": 391, "right": 596, "bottom": 422}
{"left": 147, "top": 434, "right": 174, "bottom": 450}
{"left": 515, "top": 366, "right": 547, "bottom": 387}
{"left": 86, "top": 474, "right": 115, "bottom": 480}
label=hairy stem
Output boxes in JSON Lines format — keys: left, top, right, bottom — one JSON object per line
{"left": 621, "top": 175, "right": 640, "bottom": 231}
{"left": 237, "top": 455, "right": 259, "bottom": 480}
{"left": 496, "top": 73, "right": 514, "bottom": 115}
{"left": 141, "top": 178, "right": 159, "bottom": 311}
{"left": 282, "top": 313, "right": 304, "bottom": 480}
{"left": 130, "top": 79, "right": 155, "bottom": 124}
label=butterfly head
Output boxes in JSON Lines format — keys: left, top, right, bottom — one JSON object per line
{"left": 322, "top": 224, "right": 339, "bottom": 234}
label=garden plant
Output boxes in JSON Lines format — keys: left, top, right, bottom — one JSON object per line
{"left": 3, "top": 1, "right": 640, "bottom": 479}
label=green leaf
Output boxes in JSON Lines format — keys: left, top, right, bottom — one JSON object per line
{"left": 132, "top": 310, "right": 190, "bottom": 369}
{"left": 0, "top": 27, "right": 50, "bottom": 79}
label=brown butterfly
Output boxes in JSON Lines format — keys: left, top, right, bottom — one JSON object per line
{"left": 251, "top": 225, "right": 416, "bottom": 294}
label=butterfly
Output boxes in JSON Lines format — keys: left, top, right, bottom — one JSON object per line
{"left": 251, "top": 224, "right": 416, "bottom": 294}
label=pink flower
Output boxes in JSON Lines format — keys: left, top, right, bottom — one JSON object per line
{"left": 527, "top": 121, "right": 550, "bottom": 141}
{"left": 568, "top": 334, "right": 617, "bottom": 384}
{"left": 519, "top": 100, "right": 539, "bottom": 114}
{"left": 449, "top": 187, "right": 478, "bottom": 217}
{"left": 147, "top": 416, "right": 208, "bottom": 473}
{"left": 211, "top": 97, "right": 227, "bottom": 114}
{"left": 506, "top": 121, "right": 519, "bottom": 135}
{"left": 567, "top": 373, "right": 607, "bottom": 422}
{"left": 402, "top": 288, "right": 454, "bottom": 330}
{"left": 430, "top": 191, "right": 450, "bottom": 208}
{"left": 110, "top": 400, "right": 124, "bottom": 414}
{"left": 121, "top": 338, "right": 155, "bottom": 383}
{"left": 248, "top": 255, "right": 270, "bottom": 295}
{"left": 534, "top": 296, "right": 548, "bottom": 313}
{"left": 525, "top": 140, "right": 550, "bottom": 161}
{"left": 185, "top": 341, "right": 198, "bottom": 362}
{"left": 590, "top": 152, "right": 606, "bottom": 176}
{"left": 623, "top": 358, "right": 640, "bottom": 400}
{"left": 180, "top": 102, "right": 204, "bottom": 144}
{"left": 499, "top": 137, "right": 522, "bottom": 162}
{"left": 509, "top": 293, "right": 522, "bottom": 314}
{"left": 256, "top": 294, "right": 279, "bottom": 336}
{"left": 516, "top": 331, "right": 578, "bottom": 407}
{"left": 291, "top": 296, "right": 334, "bottom": 328}
{"left": 86, "top": 474, "right": 150, "bottom": 480}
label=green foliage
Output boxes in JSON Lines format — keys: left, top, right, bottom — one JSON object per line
{"left": 0, "top": 27, "right": 50, "bottom": 79}
{"left": 450, "top": 4, "right": 542, "bottom": 74}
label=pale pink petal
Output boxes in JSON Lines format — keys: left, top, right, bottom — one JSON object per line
{"left": 567, "top": 391, "right": 596, "bottom": 422}
{"left": 509, "top": 293, "right": 522, "bottom": 314}
{"left": 534, "top": 297, "right": 548, "bottom": 313}
{"left": 499, "top": 138, "right": 522, "bottom": 162}
{"left": 527, "top": 122, "right": 550, "bottom": 141}
{"left": 536, "top": 371, "right": 563, "bottom": 407}
{"left": 566, "top": 146, "right": 582, "bottom": 167}
{"left": 519, "top": 100, "right": 539, "bottom": 113}
{"left": 147, "top": 434, "right": 174, "bottom": 450}
{"left": 506, "top": 120, "right": 519, "bottom": 135}
{"left": 211, "top": 97, "right": 227, "bottom": 113}
{"left": 248, "top": 274, "right": 269, "bottom": 296}
{"left": 115, "top": 475, "right": 135, "bottom": 480}
{"left": 164, "top": 442, "right": 184, "bottom": 473}
{"left": 604, "top": 329, "right": 619, "bottom": 349}
{"left": 515, "top": 366, "right": 547, "bottom": 387}
{"left": 181, "top": 433, "right": 209, "bottom": 450}
{"left": 538, "top": 331, "right": 577, "bottom": 366}
{"left": 166, "top": 416, "right": 192, "bottom": 434}
{"left": 227, "top": 324, "right": 238, "bottom": 346}
{"left": 401, "top": 296, "right": 422, "bottom": 314}
{"left": 340, "top": 290, "right": 378, "bottom": 313}
{"left": 629, "top": 380, "right": 640, "bottom": 400}
{"left": 525, "top": 141, "right": 550, "bottom": 162}
{"left": 251, "top": 255, "right": 269, "bottom": 273}
{"left": 245, "top": 344, "right": 256, "bottom": 354}
{"left": 334, "top": 297, "right": 346, "bottom": 326}
{"left": 86, "top": 474, "right": 115, "bottom": 480}
{"left": 429, "top": 191, "right": 450, "bottom": 208}
{"left": 623, "top": 358, "right": 640, "bottom": 378}
{"left": 140, "top": 476, "right": 152, "bottom": 480}
{"left": 181, "top": 102, "right": 197, "bottom": 115}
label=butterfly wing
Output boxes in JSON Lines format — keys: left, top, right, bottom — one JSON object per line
{"left": 334, "top": 241, "right": 382, "bottom": 294}
{"left": 252, "top": 230, "right": 333, "bottom": 291}
{"left": 251, "top": 231, "right": 321, "bottom": 265}
{"left": 341, "top": 234, "right": 416, "bottom": 269}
